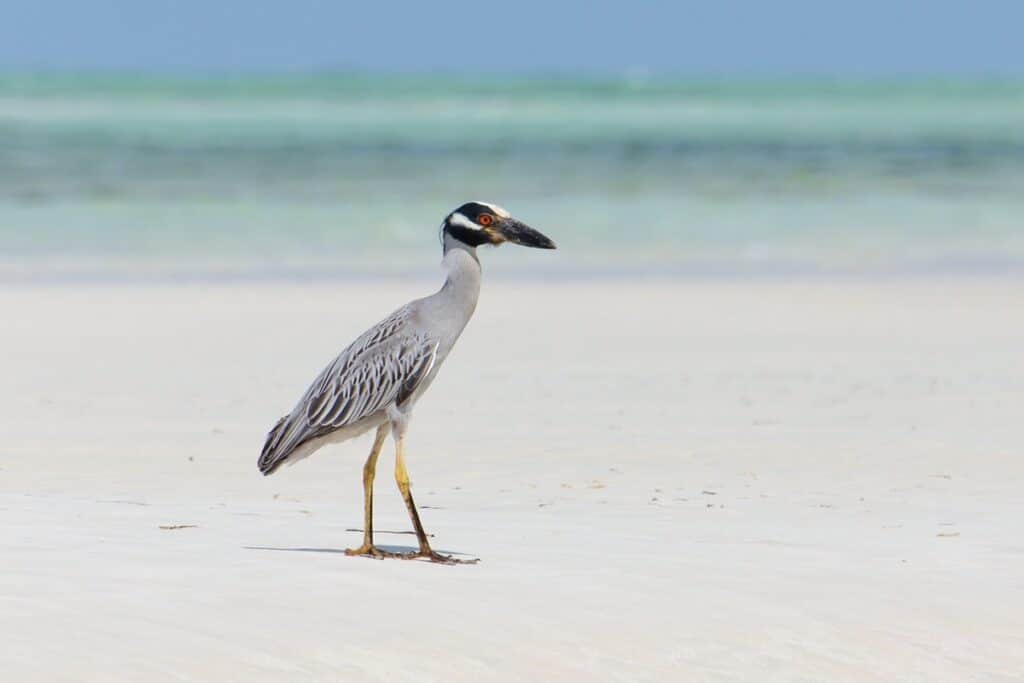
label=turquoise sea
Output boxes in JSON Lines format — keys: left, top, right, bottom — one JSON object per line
{"left": 1, "top": 74, "right": 1022, "bottom": 280}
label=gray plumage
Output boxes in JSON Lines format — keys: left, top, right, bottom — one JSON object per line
{"left": 257, "top": 245, "right": 477, "bottom": 475}
{"left": 257, "top": 201, "right": 555, "bottom": 563}
{"left": 258, "top": 305, "right": 440, "bottom": 475}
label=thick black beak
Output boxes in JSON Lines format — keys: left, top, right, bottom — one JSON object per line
{"left": 497, "top": 219, "right": 557, "bottom": 249}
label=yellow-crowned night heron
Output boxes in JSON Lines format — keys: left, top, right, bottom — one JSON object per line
{"left": 258, "top": 202, "right": 556, "bottom": 564}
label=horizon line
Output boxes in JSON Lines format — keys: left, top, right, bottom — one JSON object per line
{"left": 1, "top": 67, "right": 1022, "bottom": 85}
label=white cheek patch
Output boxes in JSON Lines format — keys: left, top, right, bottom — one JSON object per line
{"left": 449, "top": 212, "right": 483, "bottom": 231}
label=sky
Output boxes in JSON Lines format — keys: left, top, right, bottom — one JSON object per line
{"left": 1, "top": 0, "right": 1022, "bottom": 76}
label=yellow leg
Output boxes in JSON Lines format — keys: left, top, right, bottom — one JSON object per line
{"left": 345, "top": 424, "right": 394, "bottom": 558}
{"left": 394, "top": 435, "right": 431, "bottom": 551}
{"left": 394, "top": 436, "right": 478, "bottom": 564}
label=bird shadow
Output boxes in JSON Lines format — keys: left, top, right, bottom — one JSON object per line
{"left": 244, "top": 544, "right": 476, "bottom": 558}
{"left": 344, "top": 528, "right": 434, "bottom": 538}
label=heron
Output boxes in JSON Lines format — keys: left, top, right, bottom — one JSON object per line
{"left": 258, "top": 202, "right": 556, "bottom": 564}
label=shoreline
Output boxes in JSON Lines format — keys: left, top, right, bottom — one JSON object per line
{"left": 3, "top": 260, "right": 1024, "bottom": 287}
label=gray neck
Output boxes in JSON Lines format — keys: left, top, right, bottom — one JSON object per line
{"left": 435, "top": 235, "right": 482, "bottom": 326}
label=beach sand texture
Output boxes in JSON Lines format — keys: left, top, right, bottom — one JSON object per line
{"left": 1, "top": 279, "right": 1022, "bottom": 681}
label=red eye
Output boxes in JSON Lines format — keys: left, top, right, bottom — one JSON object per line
{"left": 478, "top": 214, "right": 494, "bottom": 226}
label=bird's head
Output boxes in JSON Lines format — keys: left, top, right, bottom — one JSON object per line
{"left": 440, "top": 201, "right": 556, "bottom": 252}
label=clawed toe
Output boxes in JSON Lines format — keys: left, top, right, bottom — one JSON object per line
{"left": 344, "top": 545, "right": 401, "bottom": 560}
{"left": 345, "top": 545, "right": 478, "bottom": 564}
{"left": 410, "top": 550, "right": 479, "bottom": 565}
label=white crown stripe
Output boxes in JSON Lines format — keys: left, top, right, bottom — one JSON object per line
{"left": 473, "top": 201, "right": 510, "bottom": 218}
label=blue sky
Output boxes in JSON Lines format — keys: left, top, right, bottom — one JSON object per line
{"left": 2, "top": 1, "right": 1022, "bottom": 76}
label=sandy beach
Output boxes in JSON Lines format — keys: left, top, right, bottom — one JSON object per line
{"left": 2, "top": 277, "right": 1023, "bottom": 681}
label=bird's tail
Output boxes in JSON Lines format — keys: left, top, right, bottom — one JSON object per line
{"left": 258, "top": 415, "right": 292, "bottom": 476}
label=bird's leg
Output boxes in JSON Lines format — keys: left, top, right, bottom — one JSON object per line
{"left": 394, "top": 436, "right": 478, "bottom": 565}
{"left": 345, "top": 424, "right": 398, "bottom": 559}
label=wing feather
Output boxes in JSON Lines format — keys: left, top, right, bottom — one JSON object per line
{"left": 258, "top": 306, "right": 438, "bottom": 475}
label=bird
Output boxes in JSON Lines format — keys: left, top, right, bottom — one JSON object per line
{"left": 258, "top": 201, "right": 556, "bottom": 564}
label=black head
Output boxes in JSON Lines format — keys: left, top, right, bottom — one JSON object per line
{"left": 441, "top": 201, "right": 556, "bottom": 250}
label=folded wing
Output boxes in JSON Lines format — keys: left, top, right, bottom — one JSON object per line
{"left": 258, "top": 306, "right": 438, "bottom": 475}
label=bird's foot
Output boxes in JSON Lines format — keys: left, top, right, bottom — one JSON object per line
{"left": 344, "top": 543, "right": 478, "bottom": 564}
{"left": 404, "top": 549, "right": 480, "bottom": 565}
{"left": 344, "top": 544, "right": 403, "bottom": 560}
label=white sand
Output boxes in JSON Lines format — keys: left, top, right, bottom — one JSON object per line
{"left": 2, "top": 278, "right": 1023, "bottom": 681}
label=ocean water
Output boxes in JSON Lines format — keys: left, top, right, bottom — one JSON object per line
{"left": 1, "top": 74, "right": 1022, "bottom": 280}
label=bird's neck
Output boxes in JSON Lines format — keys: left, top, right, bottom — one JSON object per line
{"left": 439, "top": 238, "right": 482, "bottom": 315}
